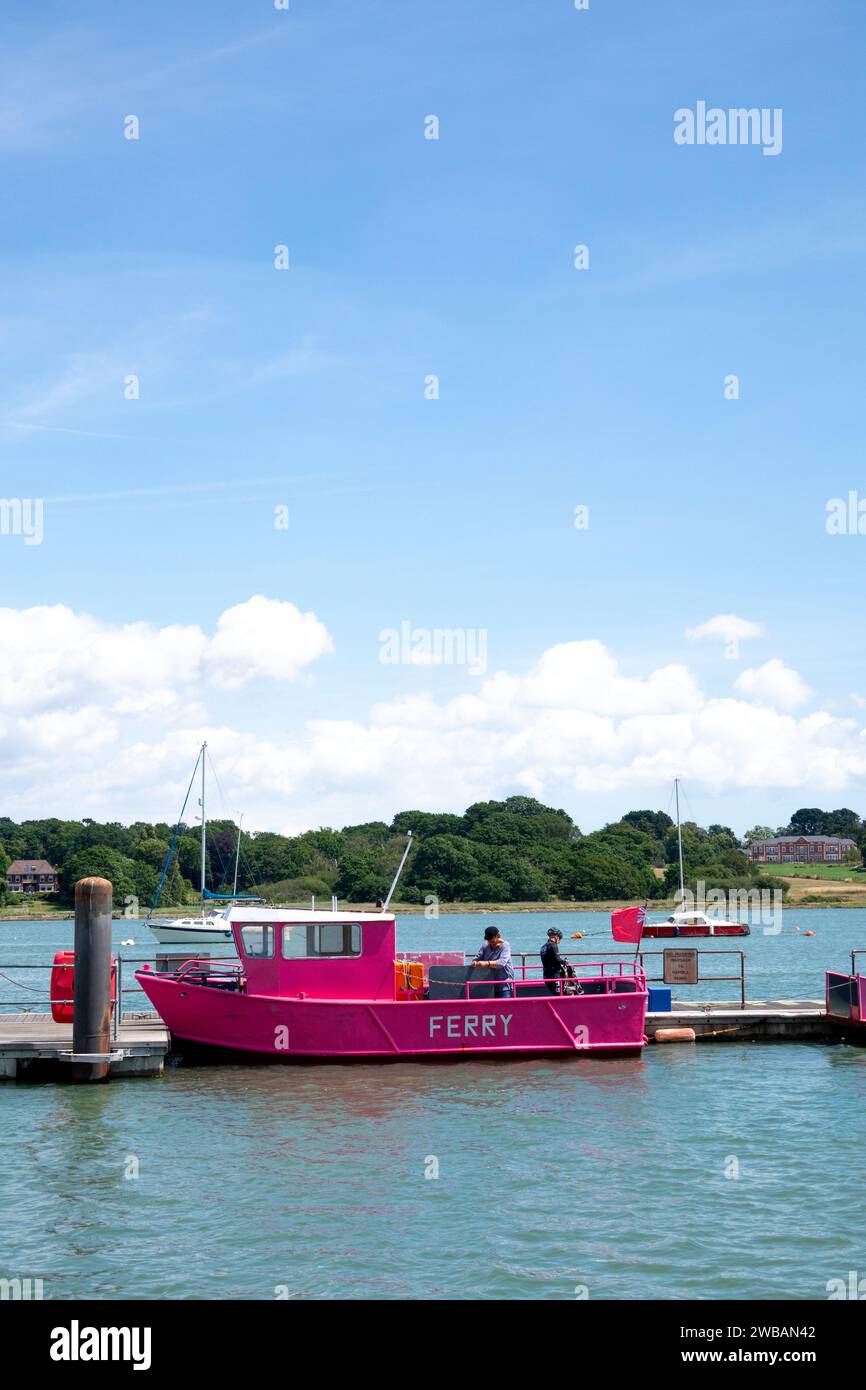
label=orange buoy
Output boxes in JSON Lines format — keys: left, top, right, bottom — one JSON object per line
{"left": 654, "top": 1027, "right": 697, "bottom": 1044}
{"left": 805, "top": 930, "right": 815, "bottom": 937}
{"left": 571, "top": 931, "right": 584, "bottom": 939}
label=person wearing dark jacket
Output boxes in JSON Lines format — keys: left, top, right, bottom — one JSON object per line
{"left": 541, "top": 927, "right": 570, "bottom": 995}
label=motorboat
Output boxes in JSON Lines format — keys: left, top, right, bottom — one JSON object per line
{"left": 643, "top": 911, "right": 750, "bottom": 938}
{"left": 136, "top": 906, "right": 648, "bottom": 1061}
{"left": 148, "top": 907, "right": 234, "bottom": 946}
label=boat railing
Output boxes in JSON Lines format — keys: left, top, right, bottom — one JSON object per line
{"left": 454, "top": 956, "right": 646, "bottom": 1001}
{"left": 456, "top": 973, "right": 646, "bottom": 1001}
{"left": 168, "top": 957, "right": 243, "bottom": 982}
{"left": 520, "top": 954, "right": 644, "bottom": 980}
{"left": 465, "top": 953, "right": 646, "bottom": 981}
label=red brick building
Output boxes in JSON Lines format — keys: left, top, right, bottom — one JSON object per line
{"left": 6, "top": 859, "right": 60, "bottom": 894}
{"left": 748, "top": 835, "right": 857, "bottom": 864}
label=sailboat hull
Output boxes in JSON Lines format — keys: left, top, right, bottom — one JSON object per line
{"left": 148, "top": 920, "right": 234, "bottom": 946}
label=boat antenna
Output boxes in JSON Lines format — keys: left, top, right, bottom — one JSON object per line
{"left": 383, "top": 832, "right": 413, "bottom": 911}
{"left": 199, "top": 741, "right": 207, "bottom": 920}
{"left": 674, "top": 776, "right": 685, "bottom": 909}
{"left": 232, "top": 813, "right": 244, "bottom": 897}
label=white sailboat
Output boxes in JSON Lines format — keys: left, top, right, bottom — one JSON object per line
{"left": 148, "top": 744, "right": 251, "bottom": 947}
{"left": 643, "top": 777, "right": 750, "bottom": 937}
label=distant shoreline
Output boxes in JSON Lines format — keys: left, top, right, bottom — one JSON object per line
{"left": 1, "top": 897, "right": 865, "bottom": 923}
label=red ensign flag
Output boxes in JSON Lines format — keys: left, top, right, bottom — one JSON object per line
{"left": 611, "top": 905, "right": 645, "bottom": 943}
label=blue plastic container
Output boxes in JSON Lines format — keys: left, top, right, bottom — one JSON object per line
{"left": 647, "top": 986, "right": 672, "bottom": 1012}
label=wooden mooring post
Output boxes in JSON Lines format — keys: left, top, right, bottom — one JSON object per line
{"left": 71, "top": 876, "right": 113, "bottom": 1082}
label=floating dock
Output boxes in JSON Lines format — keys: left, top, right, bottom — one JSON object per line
{"left": 0, "top": 1013, "right": 169, "bottom": 1081}
{"left": 647, "top": 998, "right": 843, "bottom": 1043}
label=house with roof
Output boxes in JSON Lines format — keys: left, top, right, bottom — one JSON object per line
{"left": 6, "top": 859, "right": 60, "bottom": 894}
{"left": 748, "top": 835, "right": 857, "bottom": 865}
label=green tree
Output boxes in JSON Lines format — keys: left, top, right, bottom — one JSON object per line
{"left": 564, "top": 843, "right": 656, "bottom": 901}
{"left": 463, "top": 797, "right": 577, "bottom": 847}
{"left": 620, "top": 809, "right": 674, "bottom": 840}
{"left": 466, "top": 872, "right": 512, "bottom": 902}
{"left": 825, "top": 808, "right": 861, "bottom": 837}
{"left": 59, "top": 847, "right": 139, "bottom": 907}
{"left": 407, "top": 835, "right": 480, "bottom": 901}
{"left": 391, "top": 809, "right": 465, "bottom": 839}
{"left": 334, "top": 853, "right": 390, "bottom": 903}
{"left": 135, "top": 837, "right": 172, "bottom": 871}
{"left": 742, "top": 825, "right": 776, "bottom": 845}
{"left": 786, "top": 808, "right": 826, "bottom": 835}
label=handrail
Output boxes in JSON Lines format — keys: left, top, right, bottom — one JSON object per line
{"left": 637, "top": 948, "right": 746, "bottom": 1008}
{"left": 464, "top": 952, "right": 646, "bottom": 981}
{"left": 494, "top": 947, "right": 746, "bottom": 1006}
{"left": 459, "top": 974, "right": 645, "bottom": 1000}
{"left": 0, "top": 953, "right": 238, "bottom": 1024}
{"left": 168, "top": 958, "right": 242, "bottom": 981}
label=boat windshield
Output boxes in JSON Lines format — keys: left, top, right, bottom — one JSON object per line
{"left": 239, "top": 924, "right": 276, "bottom": 958}
{"left": 281, "top": 922, "right": 362, "bottom": 959}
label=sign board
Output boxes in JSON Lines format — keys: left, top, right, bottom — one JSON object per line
{"left": 663, "top": 948, "right": 699, "bottom": 986}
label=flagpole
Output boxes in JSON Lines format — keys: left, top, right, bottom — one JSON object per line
{"left": 634, "top": 899, "right": 647, "bottom": 970}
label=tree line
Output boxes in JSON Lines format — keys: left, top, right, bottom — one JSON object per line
{"left": 3, "top": 797, "right": 856, "bottom": 908}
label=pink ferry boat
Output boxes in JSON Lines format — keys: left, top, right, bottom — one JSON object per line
{"left": 136, "top": 908, "right": 648, "bottom": 1061}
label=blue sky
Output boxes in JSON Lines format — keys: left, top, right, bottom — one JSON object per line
{"left": 1, "top": 0, "right": 866, "bottom": 835}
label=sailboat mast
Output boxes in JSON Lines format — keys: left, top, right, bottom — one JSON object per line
{"left": 674, "top": 776, "right": 684, "bottom": 907}
{"left": 232, "top": 813, "right": 243, "bottom": 897}
{"left": 200, "top": 741, "right": 207, "bottom": 917}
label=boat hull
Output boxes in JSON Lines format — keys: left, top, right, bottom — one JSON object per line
{"left": 148, "top": 923, "right": 234, "bottom": 946}
{"left": 136, "top": 974, "right": 647, "bottom": 1060}
{"left": 826, "top": 971, "right": 866, "bottom": 1027}
{"left": 643, "top": 924, "right": 749, "bottom": 937}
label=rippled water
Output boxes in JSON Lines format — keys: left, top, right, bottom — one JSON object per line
{"left": 1, "top": 904, "right": 863, "bottom": 1010}
{"left": 1, "top": 910, "right": 865, "bottom": 1300}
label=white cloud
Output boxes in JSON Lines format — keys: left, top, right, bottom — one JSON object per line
{"left": 0, "top": 607, "right": 864, "bottom": 830}
{"left": 685, "top": 613, "right": 765, "bottom": 645}
{"left": 17, "top": 706, "right": 119, "bottom": 754}
{"left": 203, "top": 596, "right": 334, "bottom": 689}
{"left": 0, "top": 596, "right": 333, "bottom": 715}
{"left": 733, "top": 659, "right": 812, "bottom": 712}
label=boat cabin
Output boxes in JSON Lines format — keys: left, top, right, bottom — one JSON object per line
{"left": 228, "top": 908, "right": 399, "bottom": 1000}
{"left": 664, "top": 913, "right": 722, "bottom": 927}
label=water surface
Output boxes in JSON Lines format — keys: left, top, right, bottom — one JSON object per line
{"left": 1, "top": 910, "right": 864, "bottom": 1300}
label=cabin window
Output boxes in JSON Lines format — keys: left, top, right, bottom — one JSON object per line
{"left": 239, "top": 924, "right": 276, "bottom": 958}
{"left": 281, "top": 922, "right": 362, "bottom": 959}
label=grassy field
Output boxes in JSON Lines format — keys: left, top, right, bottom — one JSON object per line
{"left": 756, "top": 862, "right": 866, "bottom": 905}
{"left": 760, "top": 862, "right": 864, "bottom": 881}
{"left": 0, "top": 898, "right": 74, "bottom": 920}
